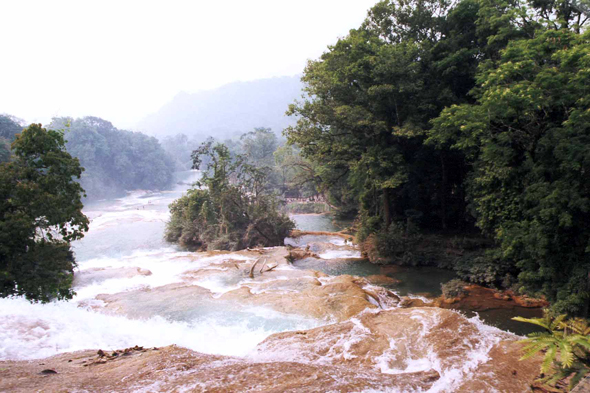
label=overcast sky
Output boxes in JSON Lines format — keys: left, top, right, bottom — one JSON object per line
{"left": 0, "top": 0, "right": 376, "bottom": 129}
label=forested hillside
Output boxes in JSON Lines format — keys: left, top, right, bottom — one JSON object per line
{"left": 49, "top": 117, "right": 175, "bottom": 200}
{"left": 286, "top": 0, "right": 590, "bottom": 316}
{"left": 0, "top": 115, "right": 25, "bottom": 162}
{"left": 137, "top": 76, "right": 302, "bottom": 139}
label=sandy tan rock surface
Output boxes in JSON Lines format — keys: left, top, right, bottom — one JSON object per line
{"left": 0, "top": 345, "right": 439, "bottom": 393}
{"left": 0, "top": 308, "right": 542, "bottom": 393}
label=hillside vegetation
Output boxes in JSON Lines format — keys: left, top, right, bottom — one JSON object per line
{"left": 286, "top": 0, "right": 590, "bottom": 316}
{"left": 49, "top": 117, "right": 175, "bottom": 200}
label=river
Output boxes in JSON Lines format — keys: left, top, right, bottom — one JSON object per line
{"left": 0, "top": 171, "right": 542, "bottom": 391}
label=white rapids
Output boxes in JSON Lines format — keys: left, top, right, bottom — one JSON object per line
{"left": 0, "top": 170, "right": 528, "bottom": 392}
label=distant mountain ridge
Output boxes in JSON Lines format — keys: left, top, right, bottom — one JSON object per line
{"left": 137, "top": 76, "right": 303, "bottom": 139}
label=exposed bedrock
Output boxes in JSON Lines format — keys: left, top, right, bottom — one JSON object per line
{"left": 95, "top": 246, "right": 398, "bottom": 322}
{"left": 254, "top": 307, "right": 541, "bottom": 392}
{"left": 0, "top": 346, "right": 439, "bottom": 393}
{"left": 74, "top": 267, "right": 152, "bottom": 287}
{"left": 0, "top": 308, "right": 541, "bottom": 392}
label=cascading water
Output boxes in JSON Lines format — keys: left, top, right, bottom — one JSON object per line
{"left": 0, "top": 171, "right": 540, "bottom": 392}
{"left": 0, "top": 171, "right": 320, "bottom": 361}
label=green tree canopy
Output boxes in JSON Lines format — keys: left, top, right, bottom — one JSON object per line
{"left": 49, "top": 116, "right": 175, "bottom": 200}
{"left": 0, "top": 124, "right": 88, "bottom": 302}
{"left": 166, "top": 140, "right": 294, "bottom": 251}
{"left": 431, "top": 28, "right": 590, "bottom": 315}
{"left": 285, "top": 0, "right": 590, "bottom": 316}
{"left": 286, "top": 0, "right": 485, "bottom": 231}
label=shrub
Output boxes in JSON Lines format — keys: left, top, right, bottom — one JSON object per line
{"left": 453, "top": 249, "right": 516, "bottom": 288}
{"left": 441, "top": 278, "right": 468, "bottom": 299}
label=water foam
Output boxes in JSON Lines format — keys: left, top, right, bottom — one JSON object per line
{"left": 0, "top": 298, "right": 320, "bottom": 361}
{"left": 318, "top": 250, "right": 362, "bottom": 259}
{"left": 73, "top": 249, "right": 253, "bottom": 299}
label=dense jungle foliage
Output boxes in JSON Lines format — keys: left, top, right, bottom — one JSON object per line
{"left": 165, "top": 136, "right": 294, "bottom": 251}
{"left": 49, "top": 117, "right": 175, "bottom": 200}
{"left": 0, "top": 115, "right": 25, "bottom": 163}
{"left": 285, "top": 0, "right": 590, "bottom": 315}
{"left": 0, "top": 124, "right": 88, "bottom": 302}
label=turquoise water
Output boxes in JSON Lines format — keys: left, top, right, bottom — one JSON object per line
{"left": 289, "top": 216, "right": 542, "bottom": 336}
{"left": 293, "top": 257, "right": 455, "bottom": 297}
{"left": 290, "top": 214, "right": 338, "bottom": 232}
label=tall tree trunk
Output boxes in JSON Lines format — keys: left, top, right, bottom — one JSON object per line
{"left": 440, "top": 154, "right": 448, "bottom": 230}
{"left": 584, "top": 270, "right": 590, "bottom": 318}
{"left": 383, "top": 188, "right": 392, "bottom": 229}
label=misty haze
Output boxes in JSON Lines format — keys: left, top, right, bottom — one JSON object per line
{"left": 1, "top": 0, "right": 590, "bottom": 392}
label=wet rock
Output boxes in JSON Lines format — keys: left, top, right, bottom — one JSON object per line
{"left": 289, "top": 230, "right": 354, "bottom": 243}
{"left": 512, "top": 293, "right": 549, "bottom": 308}
{"left": 362, "top": 285, "right": 401, "bottom": 308}
{"left": 74, "top": 267, "right": 152, "bottom": 287}
{"left": 437, "top": 285, "right": 548, "bottom": 311}
{"left": 454, "top": 340, "right": 544, "bottom": 391}
{"left": 96, "top": 283, "right": 216, "bottom": 319}
{"left": 399, "top": 297, "right": 433, "bottom": 308}
{"left": 0, "top": 346, "right": 441, "bottom": 393}
{"left": 97, "top": 247, "right": 370, "bottom": 322}
{"left": 254, "top": 308, "right": 541, "bottom": 392}
{"left": 364, "top": 274, "right": 401, "bottom": 285}
{"left": 287, "top": 248, "right": 320, "bottom": 261}
{"left": 222, "top": 274, "right": 378, "bottom": 321}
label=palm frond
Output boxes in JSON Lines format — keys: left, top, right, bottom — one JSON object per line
{"left": 550, "top": 314, "right": 567, "bottom": 331}
{"left": 559, "top": 341, "right": 574, "bottom": 368}
{"left": 542, "top": 345, "right": 557, "bottom": 374}
{"left": 540, "top": 368, "right": 570, "bottom": 385}
{"left": 520, "top": 341, "right": 552, "bottom": 361}
{"left": 569, "top": 336, "right": 590, "bottom": 352}
{"left": 515, "top": 310, "right": 590, "bottom": 389}
{"left": 513, "top": 316, "right": 551, "bottom": 331}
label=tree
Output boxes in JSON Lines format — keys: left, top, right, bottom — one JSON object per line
{"left": 431, "top": 28, "right": 590, "bottom": 315}
{"left": 0, "top": 124, "right": 89, "bottom": 302}
{"left": 0, "top": 114, "right": 24, "bottom": 141}
{"left": 285, "top": 0, "right": 484, "bottom": 234}
{"left": 48, "top": 116, "right": 175, "bottom": 200}
{"left": 240, "top": 127, "right": 278, "bottom": 168}
{"left": 274, "top": 144, "right": 320, "bottom": 199}
{"left": 165, "top": 140, "right": 294, "bottom": 251}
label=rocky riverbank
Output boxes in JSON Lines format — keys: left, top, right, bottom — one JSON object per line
{"left": 1, "top": 235, "right": 547, "bottom": 392}
{"left": 0, "top": 307, "right": 541, "bottom": 392}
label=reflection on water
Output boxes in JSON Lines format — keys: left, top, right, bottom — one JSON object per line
{"left": 460, "top": 307, "right": 544, "bottom": 336}
{"left": 292, "top": 256, "right": 541, "bottom": 335}
{"left": 288, "top": 219, "right": 542, "bottom": 336}
{"left": 290, "top": 214, "right": 338, "bottom": 232}
{"left": 293, "top": 258, "right": 456, "bottom": 297}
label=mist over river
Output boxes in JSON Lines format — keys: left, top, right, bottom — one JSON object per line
{"left": 0, "top": 171, "right": 320, "bottom": 360}
{"left": 0, "top": 171, "right": 541, "bottom": 392}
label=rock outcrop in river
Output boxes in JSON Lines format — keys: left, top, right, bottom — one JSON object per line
{"left": 1, "top": 239, "right": 542, "bottom": 392}
{"left": 0, "top": 308, "right": 540, "bottom": 392}
{"left": 0, "top": 184, "right": 545, "bottom": 392}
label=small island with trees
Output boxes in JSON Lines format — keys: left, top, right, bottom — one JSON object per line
{"left": 1, "top": 0, "right": 590, "bottom": 390}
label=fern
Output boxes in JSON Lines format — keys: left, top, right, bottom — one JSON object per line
{"left": 513, "top": 312, "right": 590, "bottom": 390}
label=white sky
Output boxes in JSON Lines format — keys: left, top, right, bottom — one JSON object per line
{"left": 0, "top": 0, "right": 376, "bottom": 129}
